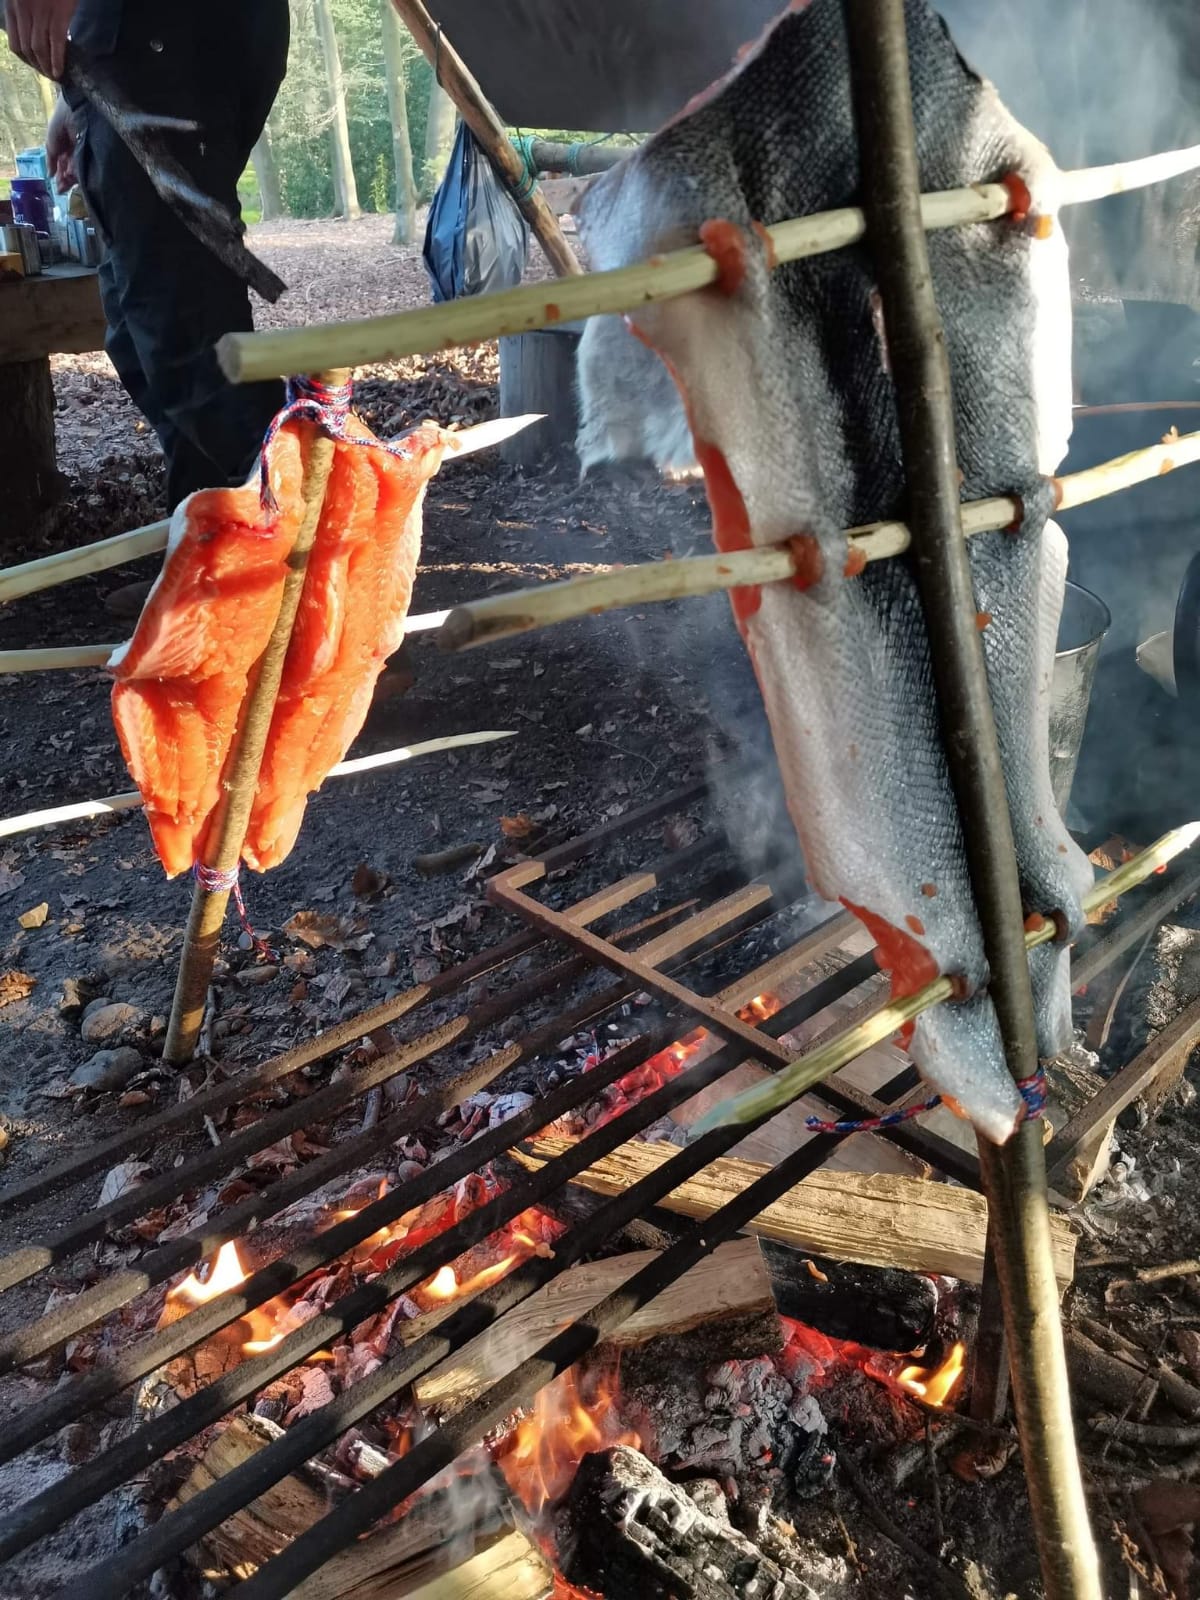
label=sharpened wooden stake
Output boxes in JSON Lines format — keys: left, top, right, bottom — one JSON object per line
{"left": 163, "top": 371, "right": 350, "bottom": 1066}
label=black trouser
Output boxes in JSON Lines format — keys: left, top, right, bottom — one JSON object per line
{"left": 68, "top": 1, "right": 290, "bottom": 509}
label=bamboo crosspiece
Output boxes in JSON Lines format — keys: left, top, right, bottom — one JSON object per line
{"left": 436, "top": 427, "right": 1200, "bottom": 650}
{"left": 163, "top": 370, "right": 350, "bottom": 1066}
{"left": 215, "top": 144, "right": 1200, "bottom": 386}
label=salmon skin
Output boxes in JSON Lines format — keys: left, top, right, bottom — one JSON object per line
{"left": 574, "top": 0, "right": 1093, "bottom": 1141}
{"left": 110, "top": 416, "right": 447, "bottom": 877}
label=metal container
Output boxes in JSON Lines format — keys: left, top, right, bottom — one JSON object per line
{"left": 1049, "top": 580, "right": 1111, "bottom": 810}
{"left": 1, "top": 222, "right": 41, "bottom": 275}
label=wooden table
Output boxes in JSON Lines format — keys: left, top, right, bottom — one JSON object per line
{"left": 0, "top": 264, "right": 106, "bottom": 533}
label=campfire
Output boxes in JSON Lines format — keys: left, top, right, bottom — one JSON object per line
{"left": 139, "top": 974, "right": 984, "bottom": 1600}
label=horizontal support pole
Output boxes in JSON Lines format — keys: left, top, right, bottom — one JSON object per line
{"left": 217, "top": 146, "right": 1200, "bottom": 385}
{"left": 439, "top": 427, "right": 1200, "bottom": 650}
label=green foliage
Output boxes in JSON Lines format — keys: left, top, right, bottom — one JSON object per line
{"left": 0, "top": 34, "right": 51, "bottom": 180}
{"left": 268, "top": 0, "right": 429, "bottom": 220}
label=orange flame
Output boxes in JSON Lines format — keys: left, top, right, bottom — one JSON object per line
{"left": 498, "top": 1367, "right": 639, "bottom": 1517}
{"left": 738, "top": 992, "right": 783, "bottom": 1023}
{"left": 167, "top": 1241, "right": 248, "bottom": 1306}
{"left": 897, "top": 1341, "right": 966, "bottom": 1408}
{"left": 426, "top": 1265, "right": 459, "bottom": 1301}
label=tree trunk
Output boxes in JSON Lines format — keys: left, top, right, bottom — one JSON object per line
{"left": 35, "top": 74, "right": 57, "bottom": 123}
{"left": 0, "top": 358, "right": 61, "bottom": 543}
{"left": 313, "top": 0, "right": 361, "bottom": 220}
{"left": 250, "top": 128, "right": 284, "bottom": 221}
{"left": 380, "top": 0, "right": 418, "bottom": 244}
{"left": 422, "top": 79, "right": 456, "bottom": 195}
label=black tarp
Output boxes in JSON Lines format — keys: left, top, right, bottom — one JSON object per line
{"left": 423, "top": 0, "right": 782, "bottom": 132}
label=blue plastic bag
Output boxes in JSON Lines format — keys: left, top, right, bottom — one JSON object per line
{"left": 423, "top": 121, "right": 529, "bottom": 303}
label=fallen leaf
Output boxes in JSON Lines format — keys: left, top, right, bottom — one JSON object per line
{"left": 950, "top": 1438, "right": 1016, "bottom": 1482}
{"left": 98, "top": 1160, "right": 153, "bottom": 1207}
{"left": 18, "top": 902, "right": 49, "bottom": 930}
{"left": 322, "top": 972, "right": 352, "bottom": 1008}
{"left": 0, "top": 865, "right": 25, "bottom": 899}
{"left": 117, "top": 1090, "right": 154, "bottom": 1108}
{"left": 351, "top": 863, "right": 388, "bottom": 899}
{"left": 1175, "top": 1329, "right": 1200, "bottom": 1385}
{"left": 1134, "top": 1480, "right": 1200, "bottom": 1596}
{"left": 0, "top": 971, "right": 35, "bottom": 1009}
{"left": 500, "top": 813, "right": 535, "bottom": 839}
{"left": 284, "top": 911, "right": 373, "bottom": 952}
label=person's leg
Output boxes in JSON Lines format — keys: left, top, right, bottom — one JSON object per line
{"left": 70, "top": 2, "right": 289, "bottom": 508}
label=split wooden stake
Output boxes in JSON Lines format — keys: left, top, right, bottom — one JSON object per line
{"left": 842, "top": 7, "right": 1099, "bottom": 1595}
{"left": 163, "top": 371, "right": 349, "bottom": 1066}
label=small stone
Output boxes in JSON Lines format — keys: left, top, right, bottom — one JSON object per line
{"left": 69, "top": 1047, "right": 143, "bottom": 1093}
{"left": 59, "top": 978, "right": 93, "bottom": 1016}
{"left": 81, "top": 1002, "right": 144, "bottom": 1044}
{"left": 81, "top": 996, "right": 113, "bottom": 1021}
{"left": 235, "top": 965, "right": 279, "bottom": 987}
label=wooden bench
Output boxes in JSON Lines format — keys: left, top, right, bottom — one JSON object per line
{"left": 0, "top": 264, "right": 106, "bottom": 533}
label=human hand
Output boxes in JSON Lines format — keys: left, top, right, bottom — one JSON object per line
{"left": 4, "top": 0, "right": 76, "bottom": 81}
{"left": 46, "top": 93, "right": 77, "bottom": 192}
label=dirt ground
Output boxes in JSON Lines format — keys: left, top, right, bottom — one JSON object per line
{"left": 3, "top": 214, "right": 1200, "bottom": 1599}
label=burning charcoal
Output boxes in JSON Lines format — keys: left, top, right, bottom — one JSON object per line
{"left": 488, "top": 1091, "right": 535, "bottom": 1128}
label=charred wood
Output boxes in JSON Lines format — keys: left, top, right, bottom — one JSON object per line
{"left": 562, "top": 1445, "right": 815, "bottom": 1600}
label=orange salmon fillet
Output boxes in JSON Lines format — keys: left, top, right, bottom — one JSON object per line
{"left": 110, "top": 417, "right": 447, "bottom": 876}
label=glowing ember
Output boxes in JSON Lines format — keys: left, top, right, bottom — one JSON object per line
{"left": 897, "top": 1341, "right": 966, "bottom": 1408}
{"left": 167, "top": 1241, "right": 248, "bottom": 1306}
{"left": 498, "top": 1366, "right": 640, "bottom": 1517}
{"left": 738, "top": 992, "right": 784, "bottom": 1024}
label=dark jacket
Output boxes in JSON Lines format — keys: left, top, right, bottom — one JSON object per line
{"left": 70, "top": 0, "right": 121, "bottom": 54}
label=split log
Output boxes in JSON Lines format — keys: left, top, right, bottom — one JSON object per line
{"left": 760, "top": 1240, "right": 936, "bottom": 1352}
{"left": 511, "top": 1135, "right": 1079, "bottom": 1288}
{"left": 174, "top": 1414, "right": 552, "bottom": 1599}
{"left": 562, "top": 1444, "right": 811, "bottom": 1600}
{"left": 414, "top": 1237, "right": 779, "bottom": 1416}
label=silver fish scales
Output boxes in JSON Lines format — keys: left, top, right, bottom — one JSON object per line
{"left": 574, "top": 0, "right": 1093, "bottom": 1141}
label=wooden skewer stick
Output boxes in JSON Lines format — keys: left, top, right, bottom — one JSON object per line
{"left": 0, "top": 607, "right": 453, "bottom": 675}
{"left": 217, "top": 143, "right": 1200, "bottom": 386}
{"left": 0, "top": 730, "right": 516, "bottom": 841}
{"left": 691, "top": 823, "right": 1200, "bottom": 1136}
{"left": 388, "top": 0, "right": 582, "bottom": 280}
{"left": 0, "top": 417, "right": 541, "bottom": 607}
{"left": 163, "top": 372, "right": 349, "bottom": 1066}
{"left": 0, "top": 519, "right": 171, "bottom": 606}
{"left": 13, "top": 416, "right": 1195, "bottom": 671}
{"left": 439, "top": 427, "right": 1200, "bottom": 650}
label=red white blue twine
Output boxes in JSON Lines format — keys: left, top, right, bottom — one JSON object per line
{"left": 258, "top": 375, "right": 420, "bottom": 510}
{"left": 192, "top": 863, "right": 277, "bottom": 961}
{"left": 803, "top": 1066, "right": 1046, "bottom": 1137}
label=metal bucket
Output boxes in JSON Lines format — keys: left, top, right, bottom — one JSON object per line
{"left": 1049, "top": 581, "right": 1111, "bottom": 810}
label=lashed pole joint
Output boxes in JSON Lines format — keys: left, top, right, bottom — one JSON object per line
{"left": 841, "top": 4, "right": 1100, "bottom": 1598}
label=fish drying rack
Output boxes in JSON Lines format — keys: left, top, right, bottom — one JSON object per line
{"left": 0, "top": 778, "right": 1196, "bottom": 1596}
{"left": 2, "top": 1, "right": 1200, "bottom": 1593}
